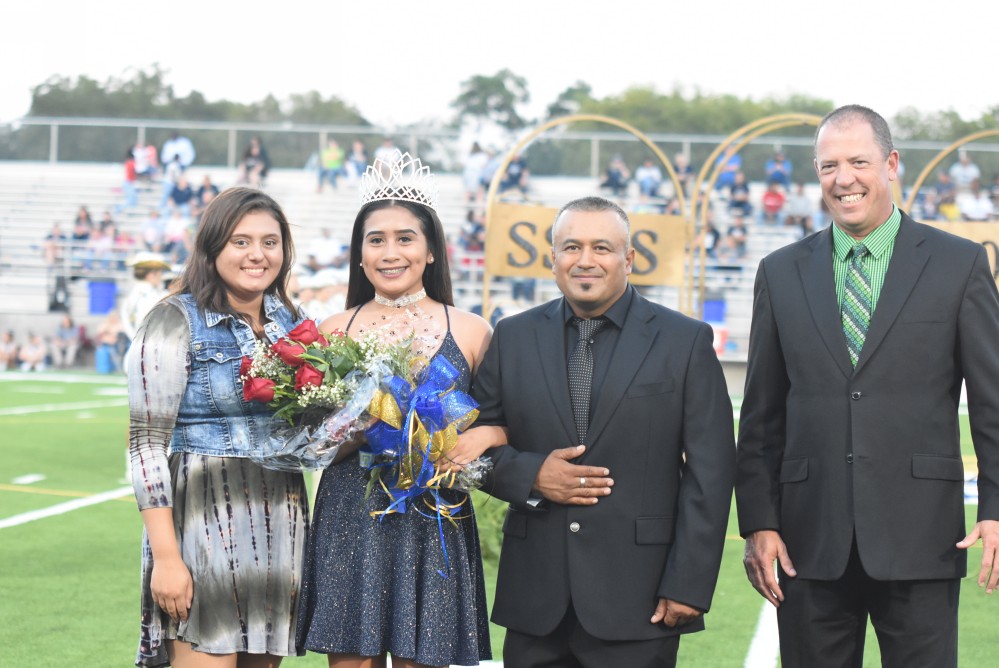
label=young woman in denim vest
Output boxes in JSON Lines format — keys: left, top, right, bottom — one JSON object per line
{"left": 127, "top": 187, "right": 309, "bottom": 668}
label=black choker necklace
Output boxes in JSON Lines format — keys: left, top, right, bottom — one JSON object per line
{"left": 374, "top": 288, "right": 426, "bottom": 308}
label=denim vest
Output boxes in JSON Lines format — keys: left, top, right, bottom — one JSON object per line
{"left": 168, "top": 292, "right": 303, "bottom": 457}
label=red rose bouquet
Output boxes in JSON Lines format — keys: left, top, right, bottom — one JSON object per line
{"left": 241, "top": 320, "right": 413, "bottom": 470}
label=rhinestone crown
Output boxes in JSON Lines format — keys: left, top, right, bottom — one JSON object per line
{"left": 359, "top": 152, "right": 439, "bottom": 212}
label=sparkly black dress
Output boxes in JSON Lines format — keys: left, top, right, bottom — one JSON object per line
{"left": 297, "top": 307, "right": 491, "bottom": 666}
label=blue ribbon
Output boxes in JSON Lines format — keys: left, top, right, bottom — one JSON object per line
{"left": 359, "top": 355, "right": 479, "bottom": 575}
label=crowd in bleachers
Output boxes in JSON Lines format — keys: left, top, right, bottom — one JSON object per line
{"left": 13, "top": 131, "right": 999, "bottom": 372}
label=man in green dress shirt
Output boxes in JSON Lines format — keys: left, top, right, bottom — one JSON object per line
{"left": 736, "top": 104, "right": 999, "bottom": 668}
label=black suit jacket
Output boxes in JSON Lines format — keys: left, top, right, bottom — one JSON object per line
{"left": 473, "top": 288, "right": 735, "bottom": 641}
{"left": 736, "top": 212, "right": 999, "bottom": 580}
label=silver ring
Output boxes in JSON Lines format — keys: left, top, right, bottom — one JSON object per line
{"left": 579, "top": 477, "right": 586, "bottom": 488}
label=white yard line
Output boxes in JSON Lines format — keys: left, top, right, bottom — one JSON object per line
{"left": 744, "top": 602, "right": 779, "bottom": 668}
{"left": 0, "top": 398, "right": 129, "bottom": 416}
{"left": 0, "top": 486, "right": 133, "bottom": 529}
{"left": 0, "top": 372, "right": 127, "bottom": 385}
{"left": 11, "top": 474, "right": 46, "bottom": 484}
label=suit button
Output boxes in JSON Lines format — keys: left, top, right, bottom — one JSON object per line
{"left": 569, "top": 522, "right": 580, "bottom": 533}
{"left": 851, "top": 391, "right": 862, "bottom": 400}
{"left": 846, "top": 453, "right": 854, "bottom": 464}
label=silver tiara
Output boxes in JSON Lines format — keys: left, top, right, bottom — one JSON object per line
{"left": 359, "top": 152, "right": 439, "bottom": 212}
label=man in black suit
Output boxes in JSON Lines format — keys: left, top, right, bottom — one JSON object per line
{"left": 472, "top": 196, "right": 735, "bottom": 667}
{"left": 736, "top": 105, "right": 999, "bottom": 667}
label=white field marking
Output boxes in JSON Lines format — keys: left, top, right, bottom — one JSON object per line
{"left": 19, "top": 386, "right": 67, "bottom": 394}
{"left": 0, "top": 398, "right": 129, "bottom": 416}
{"left": 744, "top": 601, "right": 779, "bottom": 668}
{"left": 0, "top": 372, "right": 127, "bottom": 385}
{"left": 0, "top": 486, "right": 133, "bottom": 529}
{"left": 95, "top": 386, "right": 129, "bottom": 396}
{"left": 11, "top": 474, "right": 46, "bottom": 484}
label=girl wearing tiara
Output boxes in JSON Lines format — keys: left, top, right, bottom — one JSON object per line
{"left": 297, "top": 154, "right": 500, "bottom": 667}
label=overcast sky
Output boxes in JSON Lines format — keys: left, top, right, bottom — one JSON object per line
{"left": 3, "top": 0, "right": 995, "bottom": 128}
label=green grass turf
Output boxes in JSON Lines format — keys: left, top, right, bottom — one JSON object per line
{"left": 0, "top": 374, "right": 993, "bottom": 666}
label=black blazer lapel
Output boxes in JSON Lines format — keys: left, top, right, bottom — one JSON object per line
{"left": 586, "top": 294, "right": 657, "bottom": 447}
{"left": 535, "top": 300, "right": 577, "bottom": 442}
{"left": 798, "top": 228, "right": 854, "bottom": 379}
{"left": 854, "top": 215, "right": 929, "bottom": 373}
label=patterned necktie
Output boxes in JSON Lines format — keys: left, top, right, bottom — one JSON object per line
{"left": 841, "top": 243, "right": 872, "bottom": 367}
{"left": 568, "top": 317, "right": 607, "bottom": 444}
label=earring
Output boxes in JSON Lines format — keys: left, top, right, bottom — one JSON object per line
{"left": 428, "top": 255, "right": 434, "bottom": 263}
{"left": 359, "top": 262, "right": 364, "bottom": 267}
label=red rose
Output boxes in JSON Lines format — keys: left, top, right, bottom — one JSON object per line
{"left": 239, "top": 355, "right": 253, "bottom": 378}
{"left": 271, "top": 339, "right": 306, "bottom": 367}
{"left": 243, "top": 376, "right": 276, "bottom": 403}
{"left": 287, "top": 320, "right": 323, "bottom": 345}
{"left": 294, "top": 363, "right": 324, "bottom": 391}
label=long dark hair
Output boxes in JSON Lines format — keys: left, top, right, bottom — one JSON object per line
{"left": 345, "top": 199, "right": 453, "bottom": 308}
{"left": 171, "top": 187, "right": 299, "bottom": 318}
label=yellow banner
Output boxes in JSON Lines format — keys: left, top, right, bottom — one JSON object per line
{"left": 485, "top": 203, "right": 688, "bottom": 286}
{"left": 923, "top": 221, "right": 999, "bottom": 283}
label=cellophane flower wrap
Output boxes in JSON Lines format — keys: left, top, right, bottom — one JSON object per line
{"left": 241, "top": 320, "right": 412, "bottom": 471}
{"left": 242, "top": 320, "right": 492, "bottom": 515}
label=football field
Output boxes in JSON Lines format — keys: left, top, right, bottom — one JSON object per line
{"left": 0, "top": 372, "right": 993, "bottom": 667}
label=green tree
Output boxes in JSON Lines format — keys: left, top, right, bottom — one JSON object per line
{"left": 545, "top": 81, "right": 594, "bottom": 120}
{"left": 451, "top": 69, "right": 531, "bottom": 131}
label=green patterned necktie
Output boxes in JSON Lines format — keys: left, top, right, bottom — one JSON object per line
{"left": 842, "top": 243, "right": 872, "bottom": 367}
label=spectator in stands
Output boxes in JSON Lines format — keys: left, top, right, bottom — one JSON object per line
{"left": 197, "top": 174, "right": 220, "bottom": 206}
{"left": 673, "top": 152, "right": 694, "bottom": 197}
{"left": 304, "top": 227, "right": 348, "bottom": 273}
{"left": 634, "top": 158, "right": 663, "bottom": 198}
{"left": 95, "top": 310, "right": 127, "bottom": 374}
{"left": 133, "top": 140, "right": 157, "bottom": 181}
{"left": 760, "top": 182, "right": 786, "bottom": 225}
{"left": 949, "top": 149, "right": 981, "bottom": 195}
{"left": 715, "top": 148, "right": 742, "bottom": 191}
{"left": 168, "top": 175, "right": 195, "bottom": 217}
{"left": 765, "top": 150, "right": 792, "bottom": 187}
{"left": 141, "top": 208, "right": 165, "bottom": 252}
{"left": 724, "top": 213, "right": 748, "bottom": 259}
{"left": 71, "top": 205, "right": 93, "bottom": 237}
{"left": 163, "top": 209, "right": 193, "bottom": 265}
{"left": 318, "top": 138, "right": 347, "bottom": 192}
{"left": 43, "top": 222, "right": 68, "bottom": 266}
{"left": 121, "top": 252, "right": 171, "bottom": 341}
{"left": 159, "top": 153, "right": 184, "bottom": 212}
{"left": 727, "top": 170, "right": 753, "bottom": 217}
{"left": 373, "top": 137, "right": 401, "bottom": 167}
{"left": 459, "top": 209, "right": 486, "bottom": 252}
{"left": 160, "top": 132, "right": 196, "bottom": 170}
{"left": 958, "top": 179, "right": 995, "bottom": 221}
{"left": 784, "top": 182, "right": 814, "bottom": 237}
{"left": 599, "top": 155, "right": 631, "bottom": 197}
{"left": 935, "top": 171, "right": 959, "bottom": 221}
{"left": 347, "top": 139, "right": 368, "bottom": 181}
{"left": 51, "top": 314, "right": 80, "bottom": 369}
{"left": 298, "top": 268, "right": 348, "bottom": 321}
{"left": 462, "top": 142, "right": 490, "bottom": 204}
{"left": 84, "top": 221, "right": 114, "bottom": 271}
{"left": 480, "top": 146, "right": 502, "bottom": 191}
{"left": 118, "top": 148, "right": 138, "bottom": 211}
{"left": 697, "top": 218, "right": 722, "bottom": 260}
{"left": 18, "top": 332, "right": 48, "bottom": 372}
{"left": 0, "top": 330, "right": 18, "bottom": 371}
{"left": 237, "top": 136, "right": 271, "bottom": 187}
{"left": 498, "top": 153, "right": 530, "bottom": 197}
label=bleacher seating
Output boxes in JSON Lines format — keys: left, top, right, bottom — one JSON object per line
{"left": 0, "top": 161, "right": 807, "bottom": 361}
